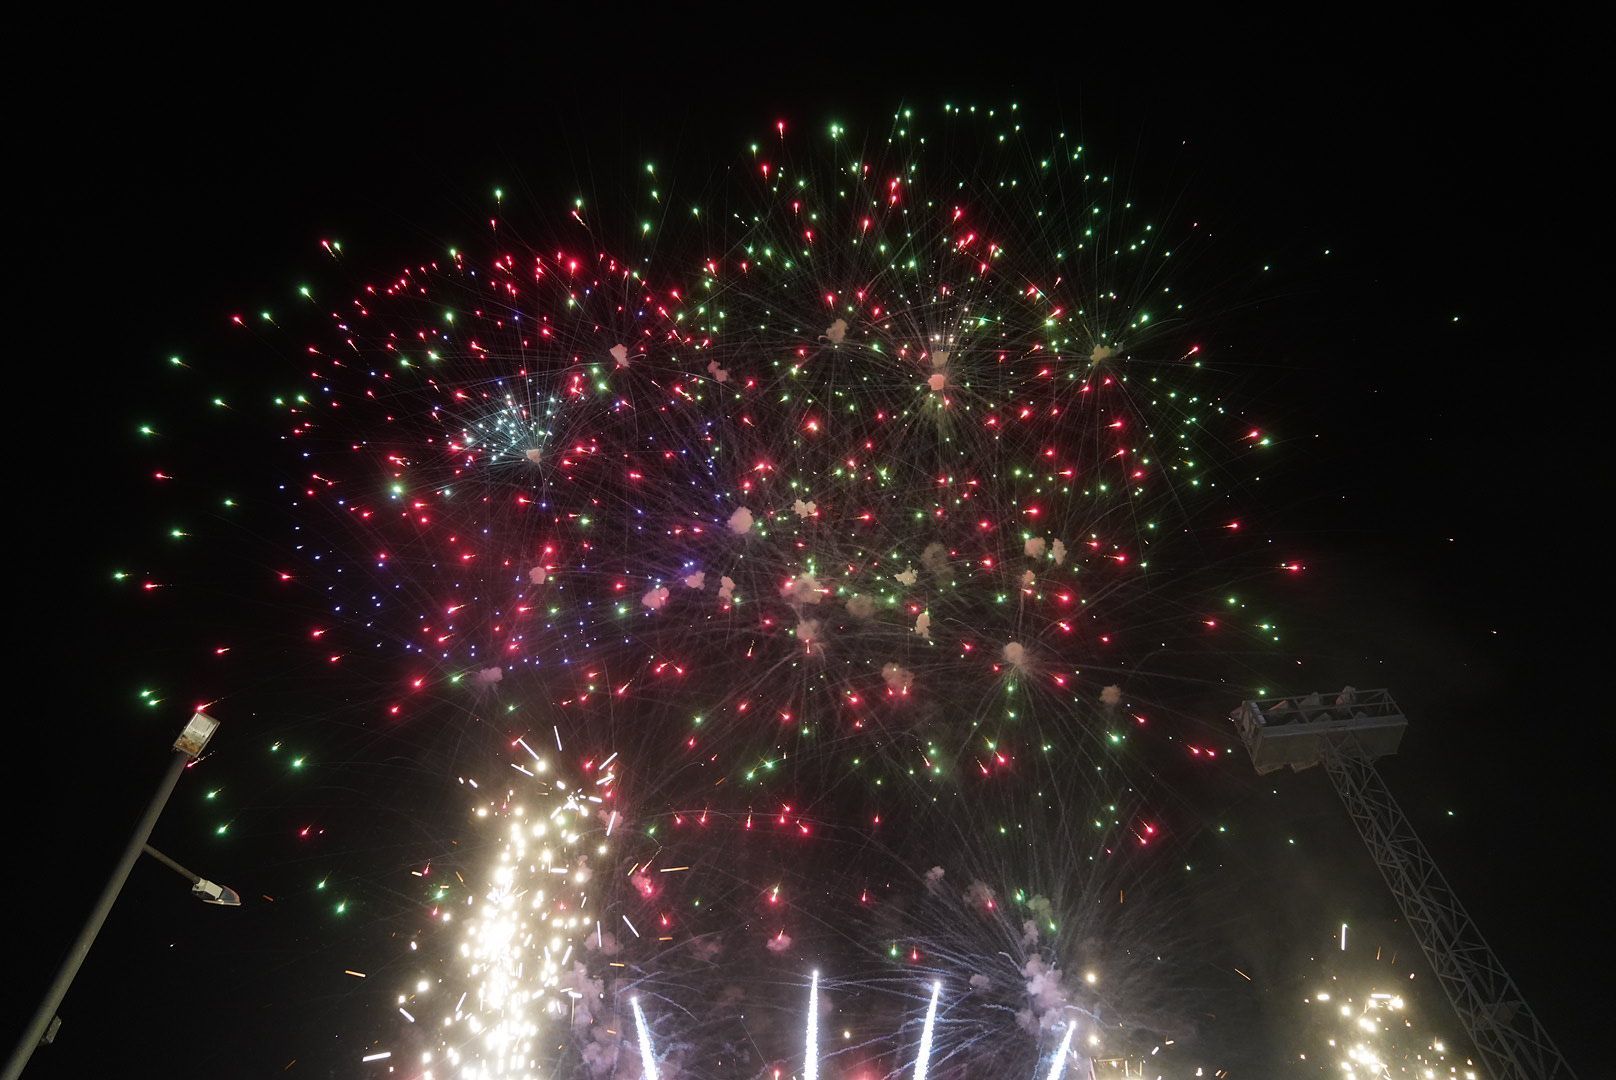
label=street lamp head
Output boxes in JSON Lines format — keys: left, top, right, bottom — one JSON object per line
{"left": 173, "top": 712, "right": 219, "bottom": 759}
{"left": 191, "top": 879, "right": 241, "bottom": 907}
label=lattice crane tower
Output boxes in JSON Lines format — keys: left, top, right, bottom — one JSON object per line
{"left": 1234, "top": 688, "right": 1576, "bottom": 1080}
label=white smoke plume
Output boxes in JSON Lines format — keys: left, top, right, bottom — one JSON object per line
{"left": 781, "top": 572, "right": 822, "bottom": 605}
{"left": 1100, "top": 684, "right": 1122, "bottom": 707}
{"left": 845, "top": 593, "right": 875, "bottom": 619}
{"left": 1020, "top": 569, "right": 1035, "bottom": 589}
{"left": 727, "top": 507, "right": 754, "bottom": 534}
{"left": 1003, "top": 641, "right": 1029, "bottom": 670}
{"left": 1024, "top": 536, "right": 1047, "bottom": 559}
{"left": 525, "top": 448, "right": 543, "bottom": 464}
{"left": 895, "top": 566, "right": 918, "bottom": 586}
{"left": 964, "top": 880, "right": 998, "bottom": 910}
{"left": 610, "top": 343, "right": 630, "bottom": 368}
{"left": 923, "top": 866, "right": 946, "bottom": 892}
{"left": 766, "top": 930, "right": 793, "bottom": 953}
{"left": 1018, "top": 955, "right": 1070, "bottom": 1035}
{"left": 930, "top": 348, "right": 950, "bottom": 368}
{"left": 928, "top": 372, "right": 947, "bottom": 392}
{"left": 682, "top": 571, "right": 705, "bottom": 590}
{"left": 579, "top": 1027, "right": 619, "bottom": 1075}
{"left": 569, "top": 961, "right": 605, "bottom": 1026}
{"left": 641, "top": 585, "right": 669, "bottom": 611}
{"left": 970, "top": 973, "right": 992, "bottom": 991}
{"left": 881, "top": 663, "right": 914, "bottom": 694}
{"left": 688, "top": 935, "right": 723, "bottom": 963}
{"left": 718, "top": 576, "right": 736, "bottom": 602}
{"left": 913, "top": 611, "right": 931, "bottom": 639}
{"left": 824, "top": 318, "right": 848, "bottom": 344}
{"left": 920, "top": 541, "right": 950, "bottom": 578}
{"left": 792, "top": 498, "right": 817, "bottom": 517}
{"left": 1051, "top": 538, "right": 1067, "bottom": 565}
{"left": 707, "top": 359, "right": 730, "bottom": 383}
{"left": 796, "top": 618, "right": 822, "bottom": 650}
{"left": 1091, "top": 344, "right": 1115, "bottom": 362}
{"left": 474, "top": 666, "right": 504, "bottom": 685}
{"left": 528, "top": 565, "right": 548, "bottom": 585}
{"left": 572, "top": 960, "right": 621, "bottom": 1074}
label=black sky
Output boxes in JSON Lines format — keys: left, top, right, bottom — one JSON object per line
{"left": 9, "top": 10, "right": 1598, "bottom": 1077}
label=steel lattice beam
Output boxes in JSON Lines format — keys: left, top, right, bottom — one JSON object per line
{"left": 1320, "top": 735, "right": 1576, "bottom": 1080}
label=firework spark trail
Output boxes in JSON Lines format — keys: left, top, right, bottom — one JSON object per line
{"left": 632, "top": 996, "right": 659, "bottom": 1080}
{"left": 805, "top": 969, "right": 819, "bottom": 1080}
{"left": 913, "top": 980, "right": 941, "bottom": 1080}
{"left": 1043, "top": 1022, "right": 1076, "bottom": 1080}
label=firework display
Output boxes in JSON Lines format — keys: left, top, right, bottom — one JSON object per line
{"left": 408, "top": 741, "right": 623, "bottom": 1078}
{"left": 1292, "top": 929, "right": 1481, "bottom": 1080}
{"left": 121, "top": 104, "right": 1328, "bottom": 1077}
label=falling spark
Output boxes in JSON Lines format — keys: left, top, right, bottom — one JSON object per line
{"left": 913, "top": 980, "right": 941, "bottom": 1080}
{"left": 633, "top": 996, "right": 660, "bottom": 1080}
{"left": 805, "top": 970, "right": 820, "bottom": 1080}
{"left": 1043, "top": 1022, "right": 1077, "bottom": 1080}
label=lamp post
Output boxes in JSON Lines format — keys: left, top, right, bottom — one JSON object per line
{"left": 3, "top": 713, "right": 228, "bottom": 1080}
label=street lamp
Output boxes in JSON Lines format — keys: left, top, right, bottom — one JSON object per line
{"left": 3, "top": 713, "right": 235, "bottom": 1080}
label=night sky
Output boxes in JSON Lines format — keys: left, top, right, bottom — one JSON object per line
{"left": 9, "top": 12, "right": 1595, "bottom": 1078}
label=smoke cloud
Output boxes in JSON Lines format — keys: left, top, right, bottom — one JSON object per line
{"left": 964, "top": 880, "right": 998, "bottom": 910}
{"left": 1017, "top": 955, "right": 1070, "bottom": 1035}
{"left": 781, "top": 572, "right": 822, "bottom": 605}
{"left": 796, "top": 618, "right": 822, "bottom": 650}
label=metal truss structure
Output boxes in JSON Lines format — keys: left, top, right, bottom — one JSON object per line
{"left": 1236, "top": 690, "right": 1576, "bottom": 1080}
